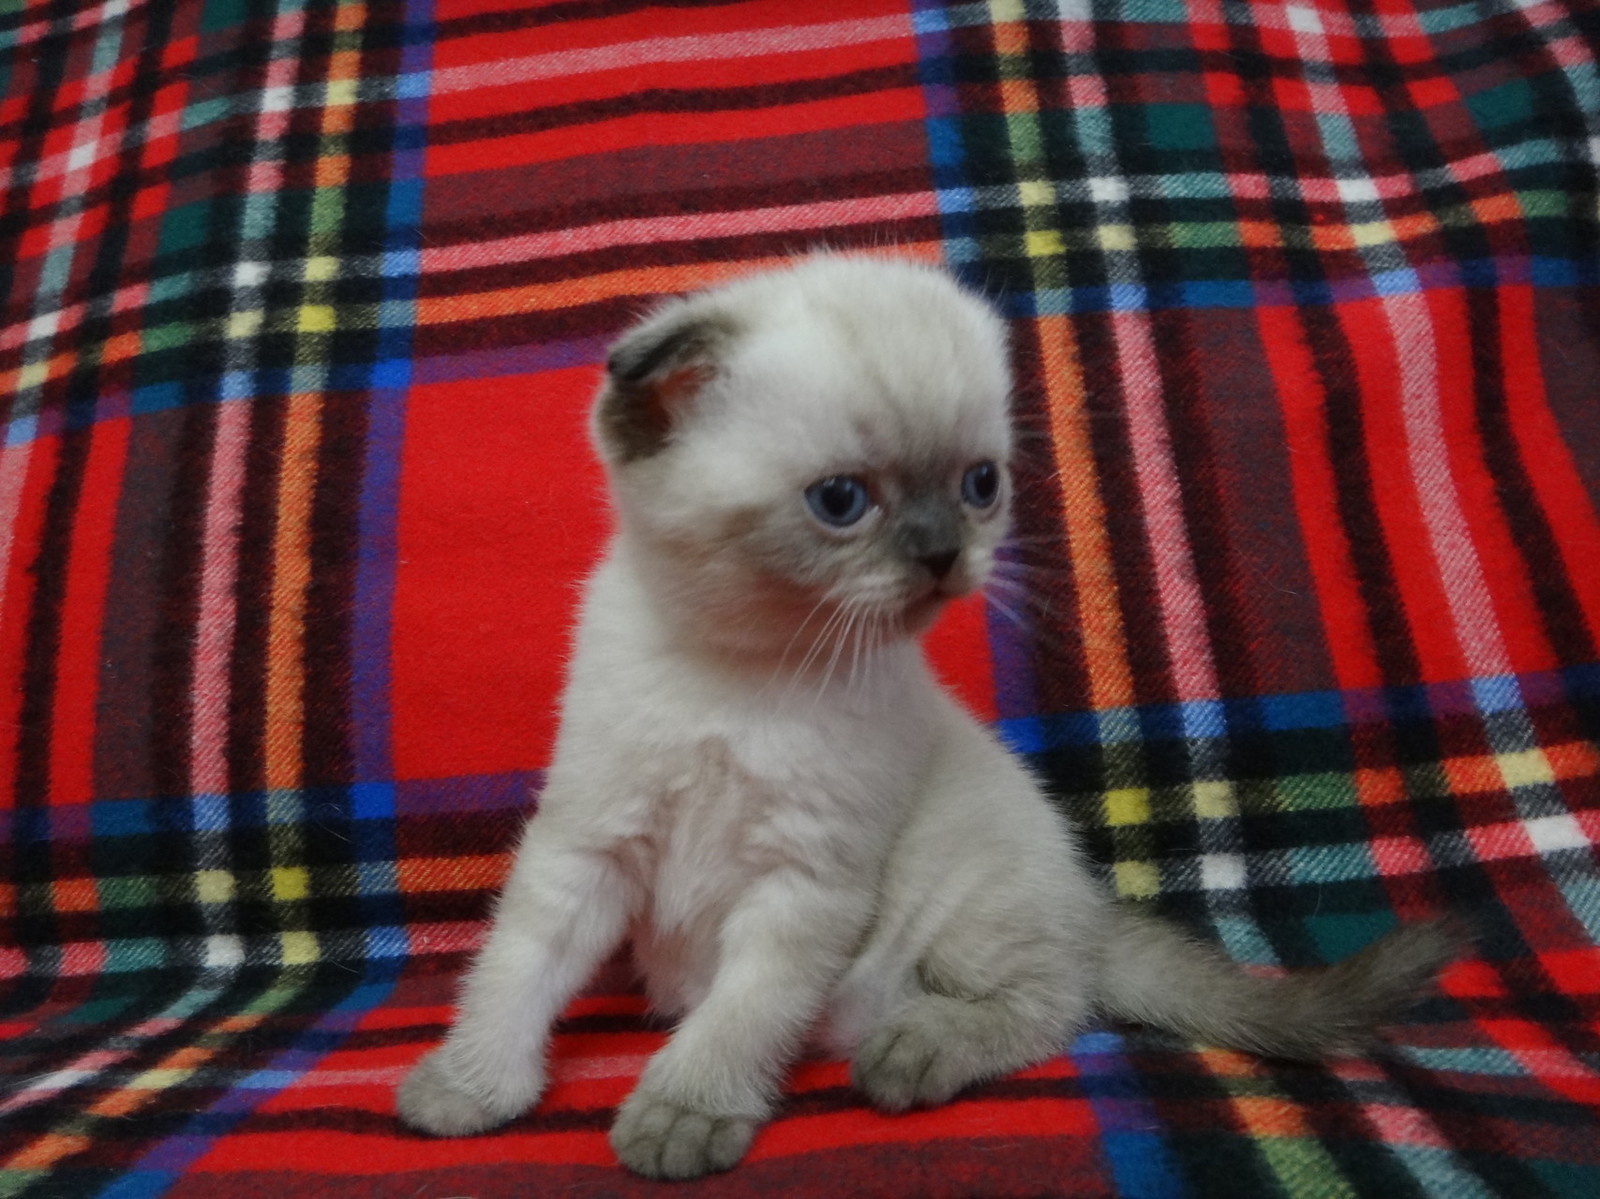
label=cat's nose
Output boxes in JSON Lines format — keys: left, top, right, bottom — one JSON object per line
{"left": 917, "top": 550, "right": 959, "bottom": 580}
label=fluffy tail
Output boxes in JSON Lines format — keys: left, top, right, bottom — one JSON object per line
{"left": 1096, "top": 907, "right": 1465, "bottom": 1060}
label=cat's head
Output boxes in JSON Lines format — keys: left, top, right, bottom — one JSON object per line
{"left": 592, "top": 255, "right": 1013, "bottom": 665}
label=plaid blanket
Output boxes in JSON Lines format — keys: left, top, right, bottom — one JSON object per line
{"left": 2, "top": 0, "right": 1598, "bottom": 1194}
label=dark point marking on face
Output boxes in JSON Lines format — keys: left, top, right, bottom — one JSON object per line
{"left": 892, "top": 493, "right": 964, "bottom": 579}
{"left": 599, "top": 308, "right": 741, "bottom": 463}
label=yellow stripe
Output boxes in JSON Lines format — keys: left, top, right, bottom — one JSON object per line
{"left": 258, "top": 37, "right": 357, "bottom": 793}
{"left": 264, "top": 392, "right": 322, "bottom": 791}
{"left": 1037, "top": 314, "right": 1136, "bottom": 711}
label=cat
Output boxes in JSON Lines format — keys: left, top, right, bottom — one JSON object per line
{"left": 395, "top": 254, "right": 1460, "bottom": 1180}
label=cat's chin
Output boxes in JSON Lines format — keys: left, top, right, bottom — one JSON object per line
{"left": 901, "top": 592, "right": 952, "bottom": 635}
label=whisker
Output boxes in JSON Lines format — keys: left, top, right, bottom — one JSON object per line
{"left": 989, "top": 558, "right": 1072, "bottom": 585}
{"left": 814, "top": 604, "right": 860, "bottom": 706}
{"left": 987, "top": 574, "right": 1051, "bottom": 613}
{"left": 847, "top": 606, "right": 868, "bottom": 694}
{"left": 849, "top": 608, "right": 886, "bottom": 700}
{"left": 987, "top": 571, "right": 1075, "bottom": 619}
{"left": 768, "top": 594, "right": 833, "bottom": 685}
{"left": 982, "top": 593, "right": 1079, "bottom": 661}
{"left": 997, "top": 534, "right": 1070, "bottom": 548}
{"left": 781, "top": 601, "right": 851, "bottom": 701}
{"left": 984, "top": 590, "right": 1030, "bottom": 634}
{"left": 992, "top": 554, "right": 1069, "bottom": 572}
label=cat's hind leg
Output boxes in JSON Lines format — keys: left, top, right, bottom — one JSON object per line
{"left": 845, "top": 717, "right": 1105, "bottom": 1112}
{"left": 851, "top": 949, "right": 1092, "bottom": 1113}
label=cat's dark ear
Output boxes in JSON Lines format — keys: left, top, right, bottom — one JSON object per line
{"left": 596, "top": 303, "right": 737, "bottom": 463}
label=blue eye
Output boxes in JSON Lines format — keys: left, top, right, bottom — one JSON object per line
{"left": 805, "top": 476, "right": 870, "bottom": 527}
{"left": 962, "top": 461, "right": 1000, "bottom": 508}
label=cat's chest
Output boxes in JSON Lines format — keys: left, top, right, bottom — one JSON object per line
{"left": 562, "top": 670, "right": 933, "bottom": 881}
{"left": 623, "top": 709, "right": 916, "bottom": 862}
{"left": 622, "top": 729, "right": 890, "bottom": 1009}
{"left": 638, "top": 736, "right": 829, "bottom": 880}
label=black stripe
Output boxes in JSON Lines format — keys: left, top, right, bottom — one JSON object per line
{"left": 1467, "top": 289, "right": 1596, "bottom": 666}
{"left": 426, "top": 64, "right": 921, "bottom": 149}
{"left": 11, "top": 430, "right": 91, "bottom": 956}
{"left": 1150, "top": 309, "right": 1262, "bottom": 700}
{"left": 147, "top": 402, "right": 215, "bottom": 800}
{"left": 302, "top": 391, "right": 363, "bottom": 788}
{"left": 228, "top": 394, "right": 286, "bottom": 796}
{"left": 428, "top": 0, "right": 763, "bottom": 44}
{"left": 1004, "top": 320, "right": 1092, "bottom": 720}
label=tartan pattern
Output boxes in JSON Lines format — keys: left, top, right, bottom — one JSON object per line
{"left": 0, "top": 0, "right": 1597, "bottom": 1194}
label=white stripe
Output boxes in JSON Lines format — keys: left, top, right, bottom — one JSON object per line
{"left": 424, "top": 192, "right": 936, "bottom": 273}
{"left": 430, "top": 14, "right": 911, "bottom": 94}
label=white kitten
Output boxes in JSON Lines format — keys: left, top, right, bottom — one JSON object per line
{"left": 396, "top": 255, "right": 1459, "bottom": 1179}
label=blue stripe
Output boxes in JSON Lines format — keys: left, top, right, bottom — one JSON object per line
{"left": 996, "top": 666, "right": 1600, "bottom": 752}
{"left": 1073, "top": 1031, "right": 1189, "bottom": 1199}
{"left": 344, "top": 0, "right": 437, "bottom": 992}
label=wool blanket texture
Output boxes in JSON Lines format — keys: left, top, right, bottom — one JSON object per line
{"left": 1, "top": 0, "right": 1597, "bottom": 1195}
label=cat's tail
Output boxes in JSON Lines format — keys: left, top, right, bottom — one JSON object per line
{"left": 1095, "top": 907, "right": 1465, "bottom": 1060}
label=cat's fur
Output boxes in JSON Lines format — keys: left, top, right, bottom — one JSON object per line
{"left": 396, "top": 255, "right": 1460, "bottom": 1180}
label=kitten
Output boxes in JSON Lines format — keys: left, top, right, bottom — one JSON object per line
{"left": 396, "top": 255, "right": 1460, "bottom": 1180}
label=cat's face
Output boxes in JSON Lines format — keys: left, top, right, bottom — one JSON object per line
{"left": 593, "top": 256, "right": 1013, "bottom": 664}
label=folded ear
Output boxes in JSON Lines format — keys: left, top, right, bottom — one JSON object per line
{"left": 595, "top": 302, "right": 739, "bottom": 463}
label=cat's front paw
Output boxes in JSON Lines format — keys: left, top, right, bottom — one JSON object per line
{"left": 609, "top": 1089, "right": 758, "bottom": 1180}
{"left": 852, "top": 1019, "right": 976, "bottom": 1113}
{"left": 396, "top": 1048, "right": 530, "bottom": 1137}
